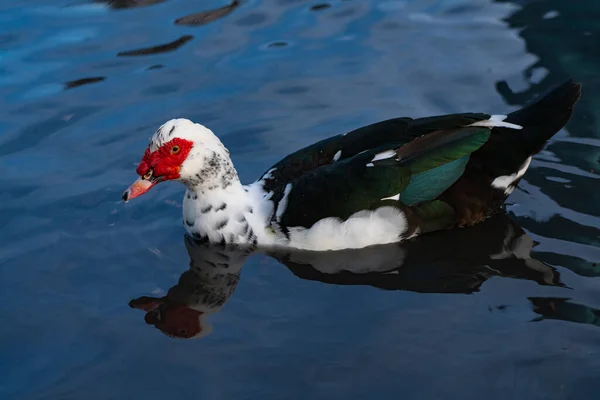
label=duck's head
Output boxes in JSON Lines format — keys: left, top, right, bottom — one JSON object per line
{"left": 122, "top": 118, "right": 236, "bottom": 202}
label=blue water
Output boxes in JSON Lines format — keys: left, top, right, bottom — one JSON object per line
{"left": 1, "top": 0, "right": 600, "bottom": 398}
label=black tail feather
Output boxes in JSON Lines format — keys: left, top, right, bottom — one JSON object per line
{"left": 503, "top": 79, "right": 582, "bottom": 155}
{"left": 473, "top": 79, "right": 581, "bottom": 178}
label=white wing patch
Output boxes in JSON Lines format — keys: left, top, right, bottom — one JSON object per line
{"left": 381, "top": 194, "right": 400, "bottom": 201}
{"left": 333, "top": 150, "right": 342, "bottom": 162}
{"left": 275, "top": 183, "right": 293, "bottom": 222}
{"left": 371, "top": 149, "right": 397, "bottom": 162}
{"left": 286, "top": 206, "right": 408, "bottom": 251}
{"left": 469, "top": 115, "right": 523, "bottom": 130}
{"left": 491, "top": 156, "right": 532, "bottom": 195}
{"left": 261, "top": 168, "right": 277, "bottom": 180}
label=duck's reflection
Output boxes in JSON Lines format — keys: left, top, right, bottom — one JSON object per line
{"left": 129, "top": 239, "right": 252, "bottom": 339}
{"left": 270, "top": 212, "right": 563, "bottom": 294}
{"left": 529, "top": 297, "right": 600, "bottom": 328}
{"left": 130, "top": 212, "right": 566, "bottom": 339}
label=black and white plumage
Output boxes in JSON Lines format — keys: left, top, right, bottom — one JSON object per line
{"left": 123, "top": 80, "right": 581, "bottom": 251}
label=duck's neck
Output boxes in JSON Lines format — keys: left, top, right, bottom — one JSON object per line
{"left": 182, "top": 178, "right": 261, "bottom": 247}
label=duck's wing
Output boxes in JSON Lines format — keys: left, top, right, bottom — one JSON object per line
{"left": 258, "top": 113, "right": 491, "bottom": 191}
{"left": 258, "top": 113, "right": 494, "bottom": 226}
{"left": 268, "top": 124, "right": 493, "bottom": 233}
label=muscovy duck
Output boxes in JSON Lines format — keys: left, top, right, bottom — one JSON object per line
{"left": 122, "top": 80, "right": 581, "bottom": 251}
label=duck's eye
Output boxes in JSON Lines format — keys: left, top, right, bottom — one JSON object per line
{"left": 143, "top": 169, "right": 153, "bottom": 180}
{"left": 171, "top": 145, "right": 180, "bottom": 154}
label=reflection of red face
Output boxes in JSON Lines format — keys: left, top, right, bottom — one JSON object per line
{"left": 145, "top": 303, "right": 202, "bottom": 339}
{"left": 130, "top": 297, "right": 202, "bottom": 339}
{"left": 122, "top": 138, "right": 194, "bottom": 202}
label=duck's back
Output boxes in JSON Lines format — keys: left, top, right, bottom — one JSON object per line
{"left": 256, "top": 80, "right": 581, "bottom": 250}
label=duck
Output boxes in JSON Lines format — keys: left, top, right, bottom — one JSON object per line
{"left": 122, "top": 80, "right": 581, "bottom": 251}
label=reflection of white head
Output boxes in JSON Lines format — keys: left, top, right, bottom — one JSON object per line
{"left": 188, "top": 314, "right": 213, "bottom": 340}
{"left": 163, "top": 237, "right": 255, "bottom": 339}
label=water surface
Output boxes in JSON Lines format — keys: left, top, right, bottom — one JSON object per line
{"left": 1, "top": 0, "right": 599, "bottom": 399}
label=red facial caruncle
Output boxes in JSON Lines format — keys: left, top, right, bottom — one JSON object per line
{"left": 122, "top": 138, "right": 194, "bottom": 202}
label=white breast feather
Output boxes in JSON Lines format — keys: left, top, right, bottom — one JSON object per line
{"left": 286, "top": 206, "right": 408, "bottom": 251}
{"left": 275, "top": 183, "right": 293, "bottom": 222}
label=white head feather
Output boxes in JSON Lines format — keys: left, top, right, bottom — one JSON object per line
{"left": 150, "top": 118, "right": 239, "bottom": 190}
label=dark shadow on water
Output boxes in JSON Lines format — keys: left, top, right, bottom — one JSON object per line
{"left": 130, "top": 212, "right": 573, "bottom": 340}
{"left": 117, "top": 35, "right": 193, "bottom": 57}
{"left": 310, "top": 3, "right": 332, "bottom": 12}
{"left": 65, "top": 76, "right": 107, "bottom": 90}
{"left": 266, "top": 41, "right": 289, "bottom": 48}
{"left": 175, "top": 0, "right": 241, "bottom": 26}
{"left": 95, "top": 0, "right": 166, "bottom": 9}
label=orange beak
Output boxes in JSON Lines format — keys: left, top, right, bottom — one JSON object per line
{"left": 122, "top": 177, "right": 157, "bottom": 202}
